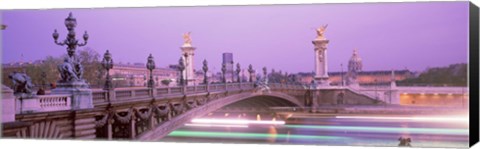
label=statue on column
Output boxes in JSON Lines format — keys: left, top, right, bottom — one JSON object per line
{"left": 315, "top": 24, "right": 328, "bottom": 40}
{"left": 182, "top": 32, "right": 192, "bottom": 47}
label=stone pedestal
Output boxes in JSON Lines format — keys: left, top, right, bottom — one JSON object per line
{"left": 52, "top": 81, "right": 93, "bottom": 110}
{"left": 15, "top": 97, "right": 41, "bottom": 114}
{"left": 181, "top": 45, "right": 196, "bottom": 86}
{"left": 2, "top": 85, "right": 15, "bottom": 122}
{"left": 312, "top": 39, "right": 330, "bottom": 87}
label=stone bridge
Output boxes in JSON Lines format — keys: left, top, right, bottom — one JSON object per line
{"left": 2, "top": 82, "right": 384, "bottom": 141}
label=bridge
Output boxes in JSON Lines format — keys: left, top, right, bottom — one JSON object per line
{"left": 2, "top": 82, "right": 387, "bottom": 141}
{"left": 1, "top": 12, "right": 469, "bottom": 144}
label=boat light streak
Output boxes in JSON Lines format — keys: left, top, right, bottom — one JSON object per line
{"left": 191, "top": 118, "right": 285, "bottom": 125}
{"left": 335, "top": 116, "right": 468, "bottom": 123}
{"left": 184, "top": 123, "right": 248, "bottom": 128}
{"left": 168, "top": 130, "right": 349, "bottom": 140}
{"left": 284, "top": 125, "right": 468, "bottom": 135}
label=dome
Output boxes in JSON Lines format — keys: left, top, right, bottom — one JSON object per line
{"left": 348, "top": 49, "right": 363, "bottom": 72}
{"left": 349, "top": 48, "right": 362, "bottom": 62}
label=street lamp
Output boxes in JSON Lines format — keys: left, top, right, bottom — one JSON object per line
{"left": 263, "top": 67, "right": 267, "bottom": 80}
{"left": 221, "top": 63, "right": 227, "bottom": 83}
{"left": 52, "top": 12, "right": 89, "bottom": 82}
{"left": 183, "top": 53, "right": 189, "bottom": 86}
{"left": 248, "top": 64, "right": 254, "bottom": 83}
{"left": 178, "top": 57, "right": 185, "bottom": 86}
{"left": 146, "top": 54, "right": 156, "bottom": 88}
{"left": 202, "top": 59, "right": 209, "bottom": 84}
{"left": 236, "top": 63, "right": 241, "bottom": 83}
{"left": 341, "top": 63, "right": 344, "bottom": 86}
{"left": 101, "top": 50, "right": 114, "bottom": 90}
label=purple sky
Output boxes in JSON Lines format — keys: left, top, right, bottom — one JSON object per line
{"left": 1, "top": 2, "right": 469, "bottom": 73}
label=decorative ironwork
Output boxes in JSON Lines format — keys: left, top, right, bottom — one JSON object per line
{"left": 52, "top": 12, "right": 89, "bottom": 82}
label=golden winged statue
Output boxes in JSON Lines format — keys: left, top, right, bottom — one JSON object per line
{"left": 316, "top": 24, "right": 328, "bottom": 39}
{"left": 182, "top": 32, "right": 192, "bottom": 46}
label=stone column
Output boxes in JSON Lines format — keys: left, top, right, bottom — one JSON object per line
{"left": 181, "top": 46, "right": 196, "bottom": 86}
{"left": 2, "top": 85, "right": 15, "bottom": 122}
{"left": 312, "top": 38, "right": 330, "bottom": 86}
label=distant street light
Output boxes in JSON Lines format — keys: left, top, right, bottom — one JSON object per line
{"left": 183, "top": 53, "right": 189, "bottom": 86}
{"left": 101, "top": 50, "right": 114, "bottom": 90}
{"left": 236, "top": 63, "right": 241, "bottom": 83}
{"left": 146, "top": 54, "right": 156, "bottom": 88}
{"left": 221, "top": 63, "right": 227, "bottom": 83}
{"left": 248, "top": 64, "right": 254, "bottom": 83}
{"left": 202, "top": 59, "right": 209, "bottom": 84}
{"left": 178, "top": 57, "right": 185, "bottom": 86}
{"left": 341, "top": 63, "right": 344, "bottom": 86}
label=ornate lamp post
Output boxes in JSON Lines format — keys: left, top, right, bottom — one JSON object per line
{"left": 101, "top": 50, "right": 114, "bottom": 90}
{"left": 263, "top": 67, "right": 267, "bottom": 80}
{"left": 52, "top": 12, "right": 89, "bottom": 82}
{"left": 248, "top": 64, "right": 254, "bottom": 83}
{"left": 183, "top": 53, "right": 189, "bottom": 86}
{"left": 221, "top": 63, "right": 227, "bottom": 83}
{"left": 236, "top": 63, "right": 241, "bottom": 83}
{"left": 202, "top": 59, "right": 208, "bottom": 84}
{"left": 341, "top": 63, "right": 344, "bottom": 86}
{"left": 178, "top": 57, "right": 186, "bottom": 86}
{"left": 146, "top": 54, "right": 156, "bottom": 88}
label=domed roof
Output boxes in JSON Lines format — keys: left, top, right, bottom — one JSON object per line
{"left": 349, "top": 48, "right": 362, "bottom": 62}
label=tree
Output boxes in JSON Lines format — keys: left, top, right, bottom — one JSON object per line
{"left": 77, "top": 47, "right": 105, "bottom": 87}
{"left": 2, "top": 47, "right": 106, "bottom": 90}
{"left": 397, "top": 63, "right": 467, "bottom": 86}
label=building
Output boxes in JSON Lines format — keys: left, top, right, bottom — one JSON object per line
{"left": 222, "top": 53, "right": 234, "bottom": 83}
{"left": 296, "top": 49, "right": 414, "bottom": 86}
{"left": 109, "top": 63, "right": 178, "bottom": 88}
{"left": 346, "top": 49, "right": 363, "bottom": 85}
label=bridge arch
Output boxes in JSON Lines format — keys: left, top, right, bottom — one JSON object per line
{"left": 136, "top": 91, "right": 302, "bottom": 141}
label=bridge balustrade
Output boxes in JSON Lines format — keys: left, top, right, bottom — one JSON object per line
{"left": 92, "top": 91, "right": 107, "bottom": 104}
{"left": 38, "top": 94, "right": 71, "bottom": 112}
{"left": 115, "top": 90, "right": 133, "bottom": 100}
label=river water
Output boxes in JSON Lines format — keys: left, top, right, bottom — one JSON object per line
{"left": 161, "top": 111, "right": 469, "bottom": 148}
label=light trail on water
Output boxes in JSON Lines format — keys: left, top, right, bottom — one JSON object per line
{"left": 284, "top": 125, "right": 468, "bottom": 135}
{"left": 167, "top": 130, "right": 351, "bottom": 140}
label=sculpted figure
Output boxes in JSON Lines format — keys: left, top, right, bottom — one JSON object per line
{"left": 8, "top": 72, "right": 34, "bottom": 96}
{"left": 255, "top": 73, "right": 271, "bottom": 93}
{"left": 316, "top": 24, "right": 328, "bottom": 39}
{"left": 58, "top": 55, "right": 84, "bottom": 82}
{"left": 182, "top": 32, "right": 192, "bottom": 46}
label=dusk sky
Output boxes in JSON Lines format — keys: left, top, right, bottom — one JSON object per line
{"left": 1, "top": 2, "right": 469, "bottom": 73}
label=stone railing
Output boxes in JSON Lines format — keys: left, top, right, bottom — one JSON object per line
{"left": 90, "top": 82, "right": 306, "bottom": 107}
{"left": 16, "top": 94, "right": 72, "bottom": 114}
{"left": 38, "top": 95, "right": 71, "bottom": 111}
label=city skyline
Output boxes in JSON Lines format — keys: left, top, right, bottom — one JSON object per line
{"left": 1, "top": 2, "right": 469, "bottom": 73}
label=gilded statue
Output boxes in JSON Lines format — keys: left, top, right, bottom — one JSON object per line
{"left": 182, "top": 32, "right": 192, "bottom": 46}
{"left": 316, "top": 24, "right": 328, "bottom": 39}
